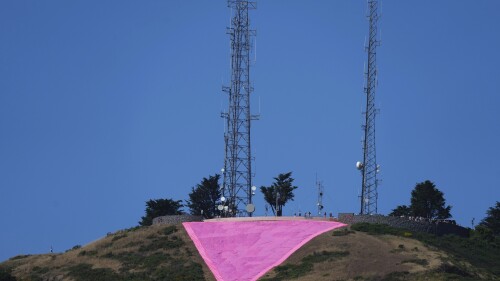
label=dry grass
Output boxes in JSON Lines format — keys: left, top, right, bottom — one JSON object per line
{"left": 259, "top": 228, "right": 445, "bottom": 281}
{"left": 2, "top": 224, "right": 215, "bottom": 281}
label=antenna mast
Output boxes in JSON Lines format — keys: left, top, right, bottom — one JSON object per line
{"left": 316, "top": 175, "right": 324, "bottom": 216}
{"left": 358, "top": 0, "right": 380, "bottom": 215}
{"left": 221, "top": 0, "right": 258, "bottom": 217}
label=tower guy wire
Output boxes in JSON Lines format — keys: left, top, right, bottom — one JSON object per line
{"left": 221, "top": 0, "right": 258, "bottom": 217}
{"left": 359, "top": 0, "right": 381, "bottom": 215}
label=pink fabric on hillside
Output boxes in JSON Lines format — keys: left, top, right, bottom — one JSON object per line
{"left": 183, "top": 220, "right": 346, "bottom": 281}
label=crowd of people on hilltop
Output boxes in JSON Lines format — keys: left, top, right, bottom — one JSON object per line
{"left": 394, "top": 215, "right": 456, "bottom": 225}
{"left": 293, "top": 212, "right": 335, "bottom": 219}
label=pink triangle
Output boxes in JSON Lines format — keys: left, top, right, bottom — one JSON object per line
{"left": 183, "top": 219, "right": 346, "bottom": 281}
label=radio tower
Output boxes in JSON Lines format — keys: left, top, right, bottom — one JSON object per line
{"left": 357, "top": 0, "right": 380, "bottom": 215}
{"left": 221, "top": 0, "right": 257, "bottom": 217}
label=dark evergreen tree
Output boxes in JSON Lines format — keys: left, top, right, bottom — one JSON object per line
{"left": 260, "top": 172, "right": 298, "bottom": 216}
{"left": 139, "top": 198, "right": 183, "bottom": 226}
{"left": 389, "top": 205, "right": 411, "bottom": 217}
{"left": 479, "top": 201, "right": 500, "bottom": 236}
{"left": 409, "top": 180, "right": 451, "bottom": 219}
{"left": 186, "top": 174, "right": 221, "bottom": 219}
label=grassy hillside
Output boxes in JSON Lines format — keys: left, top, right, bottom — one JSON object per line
{"left": 1, "top": 224, "right": 216, "bottom": 281}
{"left": 262, "top": 223, "right": 499, "bottom": 281}
{"left": 1, "top": 222, "right": 499, "bottom": 281}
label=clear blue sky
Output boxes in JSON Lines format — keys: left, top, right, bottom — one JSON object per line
{"left": 1, "top": 1, "right": 499, "bottom": 262}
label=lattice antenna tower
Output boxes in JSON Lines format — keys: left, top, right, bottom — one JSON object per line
{"left": 316, "top": 175, "right": 324, "bottom": 215}
{"left": 357, "top": 0, "right": 381, "bottom": 215}
{"left": 221, "top": 0, "right": 258, "bottom": 217}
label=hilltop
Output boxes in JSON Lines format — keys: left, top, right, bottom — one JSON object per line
{"left": 1, "top": 222, "right": 499, "bottom": 281}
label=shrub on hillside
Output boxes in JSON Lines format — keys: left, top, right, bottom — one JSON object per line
{"left": 0, "top": 267, "right": 16, "bottom": 281}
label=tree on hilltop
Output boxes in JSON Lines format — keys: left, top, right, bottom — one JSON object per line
{"left": 139, "top": 198, "right": 183, "bottom": 226}
{"left": 260, "top": 172, "right": 298, "bottom": 216}
{"left": 410, "top": 180, "right": 451, "bottom": 219}
{"left": 389, "top": 180, "right": 452, "bottom": 220}
{"left": 389, "top": 205, "right": 411, "bottom": 217}
{"left": 186, "top": 174, "right": 221, "bottom": 219}
{"left": 479, "top": 201, "right": 500, "bottom": 236}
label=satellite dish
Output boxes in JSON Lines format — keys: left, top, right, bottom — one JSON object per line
{"left": 221, "top": 168, "right": 225, "bottom": 172}
{"left": 251, "top": 186, "right": 257, "bottom": 191}
{"left": 220, "top": 196, "right": 226, "bottom": 202}
{"left": 217, "top": 205, "right": 224, "bottom": 211}
{"left": 356, "top": 161, "right": 364, "bottom": 170}
{"left": 246, "top": 203, "right": 255, "bottom": 213}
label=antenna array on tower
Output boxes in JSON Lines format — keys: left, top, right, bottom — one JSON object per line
{"left": 316, "top": 176, "right": 324, "bottom": 216}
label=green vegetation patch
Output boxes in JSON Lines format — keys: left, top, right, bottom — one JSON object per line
{"left": 94, "top": 250, "right": 206, "bottom": 281}
{"left": 138, "top": 235, "right": 184, "bottom": 252}
{"left": 379, "top": 271, "right": 410, "bottom": 281}
{"left": 332, "top": 228, "right": 355, "bottom": 236}
{"left": 390, "top": 244, "right": 406, "bottom": 253}
{"left": 8, "top": 255, "right": 30, "bottom": 261}
{"left": 111, "top": 233, "right": 128, "bottom": 242}
{"left": 261, "top": 250, "right": 349, "bottom": 280}
{"left": 99, "top": 242, "right": 113, "bottom": 249}
{"left": 377, "top": 267, "right": 480, "bottom": 281}
{"left": 124, "top": 241, "right": 143, "bottom": 248}
{"left": 351, "top": 222, "right": 408, "bottom": 236}
{"left": 302, "top": 250, "right": 350, "bottom": 264}
{"left": 0, "top": 267, "right": 17, "bottom": 281}
{"left": 67, "top": 264, "right": 121, "bottom": 281}
{"left": 32, "top": 266, "right": 49, "bottom": 274}
{"left": 261, "top": 262, "right": 313, "bottom": 281}
{"left": 124, "top": 226, "right": 143, "bottom": 233}
{"left": 103, "top": 251, "right": 169, "bottom": 272}
{"left": 154, "top": 261, "right": 205, "bottom": 281}
{"left": 78, "top": 250, "right": 98, "bottom": 257}
{"left": 66, "top": 260, "right": 204, "bottom": 281}
{"left": 351, "top": 222, "right": 500, "bottom": 278}
{"left": 66, "top": 245, "right": 82, "bottom": 252}
{"left": 162, "top": 225, "right": 177, "bottom": 235}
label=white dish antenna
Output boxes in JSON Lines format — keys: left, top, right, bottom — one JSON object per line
{"left": 356, "top": 161, "right": 364, "bottom": 170}
{"left": 246, "top": 203, "right": 255, "bottom": 213}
